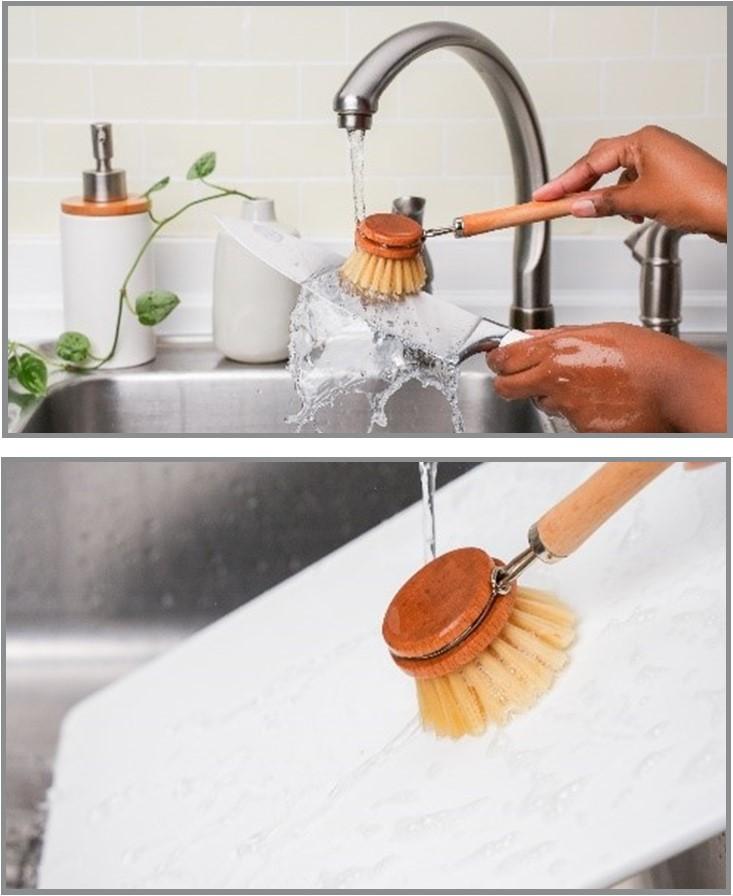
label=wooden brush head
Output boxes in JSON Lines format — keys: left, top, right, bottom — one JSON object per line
{"left": 355, "top": 213, "right": 423, "bottom": 260}
{"left": 382, "top": 547, "right": 516, "bottom": 679}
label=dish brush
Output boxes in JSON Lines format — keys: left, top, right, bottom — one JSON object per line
{"left": 382, "top": 461, "right": 671, "bottom": 738}
{"left": 341, "top": 194, "right": 581, "bottom": 300}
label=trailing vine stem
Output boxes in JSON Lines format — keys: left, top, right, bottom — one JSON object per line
{"left": 84, "top": 187, "right": 255, "bottom": 372}
{"left": 7, "top": 151, "right": 256, "bottom": 394}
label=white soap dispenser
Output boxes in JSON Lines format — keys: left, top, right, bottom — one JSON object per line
{"left": 60, "top": 122, "right": 155, "bottom": 368}
{"left": 212, "top": 198, "right": 300, "bottom": 363}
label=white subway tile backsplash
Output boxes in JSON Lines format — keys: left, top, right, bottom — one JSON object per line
{"left": 522, "top": 60, "right": 601, "bottom": 118}
{"left": 195, "top": 65, "right": 298, "bottom": 121}
{"left": 7, "top": 122, "right": 41, "bottom": 177}
{"left": 300, "top": 177, "right": 402, "bottom": 236}
{"left": 146, "top": 179, "right": 244, "bottom": 237}
{"left": 401, "top": 176, "right": 501, "bottom": 226}
{"left": 243, "top": 6, "right": 348, "bottom": 63}
{"left": 443, "top": 122, "right": 514, "bottom": 177}
{"left": 656, "top": 6, "right": 726, "bottom": 56}
{"left": 143, "top": 122, "right": 244, "bottom": 181}
{"left": 398, "top": 61, "right": 502, "bottom": 121}
{"left": 8, "top": 62, "right": 92, "bottom": 118}
{"left": 603, "top": 59, "right": 707, "bottom": 116}
{"left": 553, "top": 6, "right": 654, "bottom": 58}
{"left": 7, "top": 179, "right": 77, "bottom": 235}
{"left": 140, "top": 6, "right": 248, "bottom": 61}
{"left": 363, "top": 123, "right": 442, "bottom": 176}
{"left": 35, "top": 5, "right": 139, "bottom": 59}
{"left": 7, "top": 5, "right": 35, "bottom": 59}
{"left": 7, "top": 6, "right": 726, "bottom": 240}
{"left": 92, "top": 64, "right": 195, "bottom": 120}
{"left": 708, "top": 58, "right": 726, "bottom": 118}
{"left": 544, "top": 117, "right": 645, "bottom": 172}
{"left": 247, "top": 123, "right": 346, "bottom": 178}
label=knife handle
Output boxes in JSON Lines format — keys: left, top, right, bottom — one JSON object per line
{"left": 457, "top": 319, "right": 529, "bottom": 363}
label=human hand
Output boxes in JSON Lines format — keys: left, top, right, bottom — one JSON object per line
{"left": 487, "top": 323, "right": 727, "bottom": 433}
{"left": 534, "top": 126, "right": 727, "bottom": 241}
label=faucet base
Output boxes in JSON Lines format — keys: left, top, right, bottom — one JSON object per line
{"left": 640, "top": 316, "right": 680, "bottom": 338}
{"left": 509, "top": 305, "right": 555, "bottom": 331}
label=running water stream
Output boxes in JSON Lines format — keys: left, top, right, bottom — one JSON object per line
{"left": 419, "top": 461, "right": 438, "bottom": 563}
{"left": 286, "top": 132, "right": 464, "bottom": 433}
{"left": 348, "top": 129, "right": 367, "bottom": 222}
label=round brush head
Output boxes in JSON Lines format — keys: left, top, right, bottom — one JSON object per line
{"left": 355, "top": 213, "right": 423, "bottom": 260}
{"left": 382, "top": 547, "right": 516, "bottom": 679}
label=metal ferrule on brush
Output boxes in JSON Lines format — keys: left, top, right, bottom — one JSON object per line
{"left": 423, "top": 219, "right": 465, "bottom": 239}
{"left": 492, "top": 524, "right": 561, "bottom": 595}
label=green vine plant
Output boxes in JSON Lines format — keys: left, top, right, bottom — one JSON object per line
{"left": 7, "top": 151, "right": 253, "bottom": 404}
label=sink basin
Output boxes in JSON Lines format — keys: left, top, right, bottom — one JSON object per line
{"left": 9, "top": 334, "right": 725, "bottom": 435}
{"left": 9, "top": 339, "right": 541, "bottom": 434}
{"left": 4, "top": 461, "right": 475, "bottom": 888}
{"left": 4, "top": 461, "right": 725, "bottom": 888}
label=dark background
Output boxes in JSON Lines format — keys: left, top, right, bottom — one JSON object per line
{"left": 4, "top": 460, "right": 477, "bottom": 625}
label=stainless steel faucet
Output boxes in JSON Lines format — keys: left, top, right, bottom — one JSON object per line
{"left": 334, "top": 21, "right": 554, "bottom": 330}
{"left": 625, "top": 222, "right": 683, "bottom": 337}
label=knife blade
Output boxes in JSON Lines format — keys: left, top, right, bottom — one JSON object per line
{"left": 216, "top": 216, "right": 528, "bottom": 363}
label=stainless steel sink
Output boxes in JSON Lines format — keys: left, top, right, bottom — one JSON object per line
{"left": 9, "top": 339, "right": 542, "bottom": 434}
{"left": 9, "top": 334, "right": 725, "bottom": 435}
{"left": 4, "top": 461, "right": 725, "bottom": 889}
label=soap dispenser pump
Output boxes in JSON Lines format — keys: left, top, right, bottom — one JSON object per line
{"left": 60, "top": 122, "right": 156, "bottom": 368}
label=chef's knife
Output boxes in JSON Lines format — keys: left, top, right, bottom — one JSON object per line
{"left": 216, "top": 217, "right": 528, "bottom": 363}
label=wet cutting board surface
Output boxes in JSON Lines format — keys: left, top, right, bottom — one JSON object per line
{"left": 39, "top": 462, "right": 726, "bottom": 889}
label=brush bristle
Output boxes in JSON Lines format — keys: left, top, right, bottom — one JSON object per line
{"left": 340, "top": 247, "right": 427, "bottom": 301}
{"left": 415, "top": 587, "right": 576, "bottom": 739}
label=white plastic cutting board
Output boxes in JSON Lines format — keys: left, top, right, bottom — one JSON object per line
{"left": 39, "top": 462, "right": 726, "bottom": 889}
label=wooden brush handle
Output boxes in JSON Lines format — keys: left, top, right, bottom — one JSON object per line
{"left": 535, "top": 461, "right": 672, "bottom": 559}
{"left": 458, "top": 196, "right": 580, "bottom": 237}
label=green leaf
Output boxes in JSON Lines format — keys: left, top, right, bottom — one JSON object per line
{"left": 8, "top": 353, "right": 19, "bottom": 379}
{"left": 186, "top": 151, "right": 216, "bottom": 181}
{"left": 142, "top": 176, "right": 170, "bottom": 198}
{"left": 16, "top": 353, "right": 48, "bottom": 396}
{"left": 56, "top": 331, "right": 91, "bottom": 363}
{"left": 135, "top": 289, "right": 180, "bottom": 326}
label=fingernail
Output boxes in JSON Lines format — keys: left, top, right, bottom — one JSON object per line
{"left": 532, "top": 182, "right": 554, "bottom": 198}
{"left": 571, "top": 198, "right": 597, "bottom": 217}
{"left": 486, "top": 350, "right": 504, "bottom": 373}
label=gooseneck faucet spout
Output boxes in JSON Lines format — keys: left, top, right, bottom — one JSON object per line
{"left": 334, "top": 21, "right": 554, "bottom": 329}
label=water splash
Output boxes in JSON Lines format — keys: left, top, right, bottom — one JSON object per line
{"left": 287, "top": 270, "right": 464, "bottom": 433}
{"left": 348, "top": 129, "right": 367, "bottom": 222}
{"left": 286, "top": 130, "right": 464, "bottom": 432}
{"left": 419, "top": 461, "right": 438, "bottom": 563}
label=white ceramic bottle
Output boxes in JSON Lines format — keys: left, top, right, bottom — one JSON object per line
{"left": 212, "top": 198, "right": 300, "bottom": 363}
{"left": 60, "top": 123, "right": 155, "bottom": 369}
